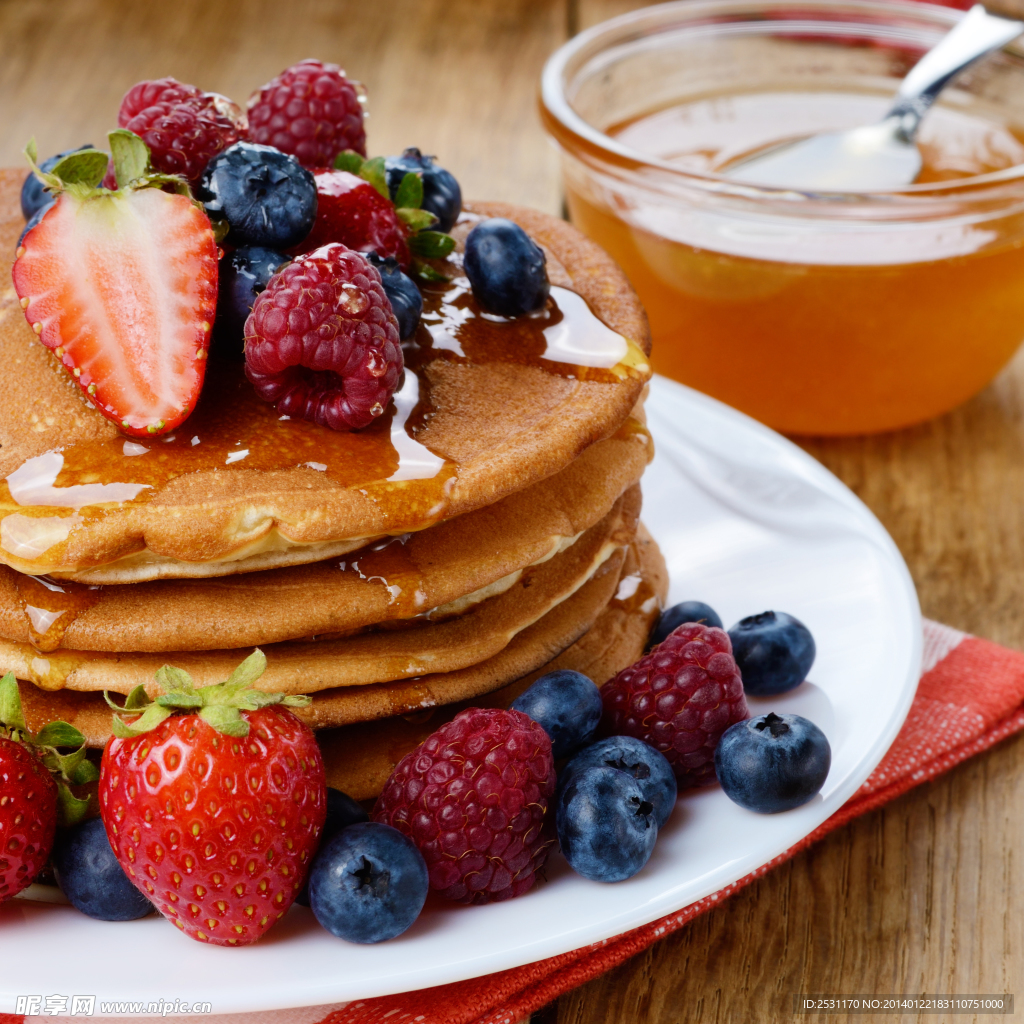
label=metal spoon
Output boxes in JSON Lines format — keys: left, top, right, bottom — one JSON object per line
{"left": 723, "top": 4, "right": 1023, "bottom": 191}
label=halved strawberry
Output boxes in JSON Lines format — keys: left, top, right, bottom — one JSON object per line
{"left": 13, "top": 133, "right": 218, "bottom": 437}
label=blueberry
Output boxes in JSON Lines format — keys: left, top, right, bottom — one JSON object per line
{"left": 308, "top": 821, "right": 428, "bottom": 943}
{"left": 21, "top": 144, "right": 94, "bottom": 221}
{"left": 464, "top": 218, "right": 550, "bottom": 318}
{"left": 560, "top": 736, "right": 677, "bottom": 829}
{"left": 385, "top": 148, "right": 462, "bottom": 233}
{"left": 51, "top": 817, "right": 153, "bottom": 921}
{"left": 215, "top": 246, "right": 290, "bottom": 358}
{"left": 324, "top": 786, "right": 370, "bottom": 834}
{"left": 296, "top": 787, "right": 370, "bottom": 907}
{"left": 366, "top": 253, "right": 423, "bottom": 340}
{"left": 650, "top": 601, "right": 724, "bottom": 647}
{"left": 728, "top": 611, "right": 816, "bottom": 696}
{"left": 510, "top": 669, "right": 602, "bottom": 759}
{"left": 197, "top": 142, "right": 317, "bottom": 249}
{"left": 556, "top": 766, "right": 658, "bottom": 882}
{"left": 715, "top": 712, "right": 831, "bottom": 813}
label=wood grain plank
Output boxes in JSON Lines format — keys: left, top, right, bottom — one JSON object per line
{"left": 0, "top": 0, "right": 568, "bottom": 214}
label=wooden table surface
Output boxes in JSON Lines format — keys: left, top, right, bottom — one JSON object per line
{"left": 2, "top": 1, "right": 1022, "bottom": 1020}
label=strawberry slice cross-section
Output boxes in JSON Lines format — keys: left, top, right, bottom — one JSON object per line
{"left": 13, "top": 135, "right": 218, "bottom": 437}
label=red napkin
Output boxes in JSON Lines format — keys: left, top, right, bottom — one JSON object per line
{"left": 12, "top": 618, "right": 1024, "bottom": 1024}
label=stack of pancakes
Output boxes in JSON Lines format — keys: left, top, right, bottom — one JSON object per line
{"left": 0, "top": 173, "right": 665, "bottom": 799}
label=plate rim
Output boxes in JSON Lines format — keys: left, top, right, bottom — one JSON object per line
{"left": 0, "top": 375, "right": 923, "bottom": 1013}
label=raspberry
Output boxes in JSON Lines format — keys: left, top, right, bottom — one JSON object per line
{"left": 118, "top": 78, "right": 245, "bottom": 181}
{"left": 244, "top": 243, "right": 403, "bottom": 431}
{"left": 292, "top": 169, "right": 410, "bottom": 268}
{"left": 373, "top": 708, "right": 555, "bottom": 904}
{"left": 247, "top": 59, "right": 366, "bottom": 167}
{"left": 118, "top": 77, "right": 203, "bottom": 122}
{"left": 601, "top": 623, "right": 749, "bottom": 788}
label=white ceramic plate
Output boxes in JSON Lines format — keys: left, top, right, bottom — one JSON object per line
{"left": 0, "top": 376, "right": 921, "bottom": 1015}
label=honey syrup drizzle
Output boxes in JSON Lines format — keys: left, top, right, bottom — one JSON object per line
{"left": 610, "top": 569, "right": 660, "bottom": 617}
{"left": 0, "top": 275, "right": 647, "bottom": 571}
{"left": 13, "top": 574, "right": 101, "bottom": 653}
{"left": 331, "top": 414, "right": 652, "bottom": 621}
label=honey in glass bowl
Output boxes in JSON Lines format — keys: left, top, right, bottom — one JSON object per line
{"left": 541, "top": 0, "right": 1024, "bottom": 435}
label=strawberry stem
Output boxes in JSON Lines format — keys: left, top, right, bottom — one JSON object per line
{"left": 104, "top": 649, "right": 311, "bottom": 739}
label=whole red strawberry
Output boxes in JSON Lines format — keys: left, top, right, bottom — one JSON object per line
{"left": 0, "top": 738, "right": 57, "bottom": 901}
{"left": 0, "top": 672, "right": 99, "bottom": 901}
{"left": 14, "top": 134, "right": 218, "bottom": 437}
{"left": 248, "top": 59, "right": 366, "bottom": 167}
{"left": 244, "top": 243, "right": 403, "bottom": 431}
{"left": 292, "top": 169, "right": 410, "bottom": 268}
{"left": 118, "top": 77, "right": 245, "bottom": 181}
{"left": 601, "top": 623, "right": 749, "bottom": 788}
{"left": 374, "top": 708, "right": 555, "bottom": 904}
{"left": 99, "top": 651, "right": 325, "bottom": 945}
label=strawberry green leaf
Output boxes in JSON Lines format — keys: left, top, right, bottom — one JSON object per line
{"left": 111, "top": 703, "right": 172, "bottom": 738}
{"left": 70, "top": 758, "right": 100, "bottom": 786}
{"left": 39, "top": 743, "right": 96, "bottom": 785}
{"left": 199, "top": 704, "right": 249, "bottom": 737}
{"left": 200, "top": 649, "right": 267, "bottom": 707}
{"left": 226, "top": 648, "right": 267, "bottom": 690}
{"left": 394, "top": 171, "right": 423, "bottom": 211}
{"left": 125, "top": 685, "right": 150, "bottom": 710}
{"left": 155, "top": 664, "right": 196, "bottom": 695}
{"left": 155, "top": 693, "right": 203, "bottom": 709}
{"left": 0, "top": 672, "right": 26, "bottom": 734}
{"left": 333, "top": 150, "right": 365, "bottom": 174}
{"left": 359, "top": 156, "right": 389, "bottom": 200}
{"left": 107, "top": 651, "right": 308, "bottom": 736}
{"left": 109, "top": 129, "right": 150, "bottom": 189}
{"left": 397, "top": 207, "right": 438, "bottom": 232}
{"left": 235, "top": 689, "right": 282, "bottom": 710}
{"left": 409, "top": 231, "right": 456, "bottom": 259}
{"left": 51, "top": 149, "right": 110, "bottom": 189}
{"left": 34, "top": 721, "right": 86, "bottom": 748}
{"left": 23, "top": 139, "right": 62, "bottom": 196}
{"left": 411, "top": 259, "right": 450, "bottom": 282}
{"left": 57, "top": 783, "right": 92, "bottom": 828}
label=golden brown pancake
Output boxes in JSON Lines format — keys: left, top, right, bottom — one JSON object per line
{"left": 0, "top": 416, "right": 651, "bottom": 652}
{"left": 319, "top": 525, "right": 667, "bottom": 800}
{"left": 15, "top": 526, "right": 665, "bottom": 757}
{"left": 0, "top": 486, "right": 638, "bottom": 696}
{"left": 0, "top": 173, "right": 651, "bottom": 581}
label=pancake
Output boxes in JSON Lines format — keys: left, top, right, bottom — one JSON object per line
{"left": 0, "top": 485, "right": 638, "bottom": 696}
{"left": 0, "top": 413, "right": 651, "bottom": 652}
{"left": 316, "top": 525, "right": 667, "bottom": 800}
{"left": 0, "top": 175, "right": 651, "bottom": 581}
{"left": 15, "top": 526, "right": 665, "bottom": 754}
{"left": 299, "top": 532, "right": 646, "bottom": 731}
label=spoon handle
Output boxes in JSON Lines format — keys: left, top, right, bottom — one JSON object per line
{"left": 885, "top": 5, "right": 1023, "bottom": 140}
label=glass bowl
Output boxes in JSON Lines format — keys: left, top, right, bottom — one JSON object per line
{"left": 540, "top": 0, "right": 1024, "bottom": 435}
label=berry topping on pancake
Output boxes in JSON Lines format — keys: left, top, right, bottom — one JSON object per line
{"left": 244, "top": 243, "right": 403, "bottom": 430}
{"left": 12, "top": 133, "right": 218, "bottom": 437}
